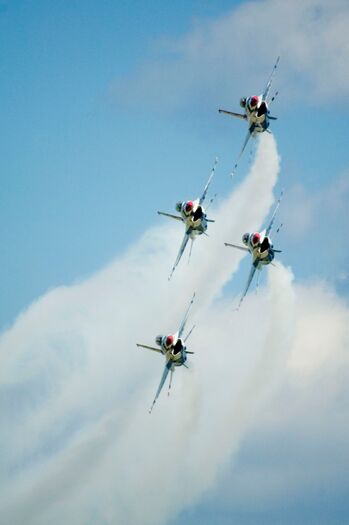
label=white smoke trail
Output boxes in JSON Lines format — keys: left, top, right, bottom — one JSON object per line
{"left": 172, "top": 263, "right": 296, "bottom": 507}
{"left": 0, "top": 134, "right": 282, "bottom": 525}
{"left": 167, "top": 132, "right": 280, "bottom": 307}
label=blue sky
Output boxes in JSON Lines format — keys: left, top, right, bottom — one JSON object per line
{"left": 1, "top": 1, "right": 349, "bottom": 524}
{"left": 1, "top": 0, "right": 348, "bottom": 329}
{"left": 0, "top": 0, "right": 244, "bottom": 327}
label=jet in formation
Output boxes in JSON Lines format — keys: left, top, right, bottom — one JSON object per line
{"left": 158, "top": 158, "right": 218, "bottom": 280}
{"left": 224, "top": 192, "right": 283, "bottom": 309}
{"left": 219, "top": 56, "right": 280, "bottom": 174}
{"left": 137, "top": 293, "right": 196, "bottom": 413}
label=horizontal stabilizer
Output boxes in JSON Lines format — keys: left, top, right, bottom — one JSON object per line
{"left": 269, "top": 116, "right": 278, "bottom": 120}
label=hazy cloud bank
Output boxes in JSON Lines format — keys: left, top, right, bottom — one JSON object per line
{"left": 112, "top": 0, "right": 349, "bottom": 112}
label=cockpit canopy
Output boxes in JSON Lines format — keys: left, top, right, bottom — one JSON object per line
{"left": 251, "top": 232, "right": 261, "bottom": 246}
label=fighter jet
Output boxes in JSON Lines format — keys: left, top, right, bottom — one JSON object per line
{"left": 137, "top": 293, "right": 196, "bottom": 413}
{"left": 158, "top": 158, "right": 217, "bottom": 280}
{"left": 218, "top": 56, "right": 280, "bottom": 174}
{"left": 224, "top": 192, "right": 283, "bottom": 309}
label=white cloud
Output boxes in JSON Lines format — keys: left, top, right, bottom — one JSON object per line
{"left": 112, "top": 0, "right": 349, "bottom": 112}
{"left": 275, "top": 172, "right": 349, "bottom": 291}
{"left": 288, "top": 281, "right": 349, "bottom": 376}
{"left": 189, "top": 279, "right": 349, "bottom": 523}
{"left": 280, "top": 174, "right": 349, "bottom": 240}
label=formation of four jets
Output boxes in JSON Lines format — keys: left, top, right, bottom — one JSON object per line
{"left": 137, "top": 57, "right": 282, "bottom": 412}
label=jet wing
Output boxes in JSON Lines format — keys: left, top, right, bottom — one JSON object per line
{"left": 178, "top": 292, "right": 196, "bottom": 338}
{"left": 149, "top": 360, "right": 173, "bottom": 413}
{"left": 262, "top": 56, "right": 280, "bottom": 102}
{"left": 218, "top": 109, "right": 247, "bottom": 120}
{"left": 232, "top": 128, "right": 253, "bottom": 174}
{"left": 158, "top": 211, "right": 184, "bottom": 222}
{"left": 199, "top": 157, "right": 218, "bottom": 206}
{"left": 137, "top": 343, "right": 162, "bottom": 353}
{"left": 265, "top": 191, "right": 283, "bottom": 237}
{"left": 237, "top": 261, "right": 258, "bottom": 309}
{"left": 224, "top": 242, "right": 249, "bottom": 252}
{"left": 168, "top": 232, "right": 190, "bottom": 280}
